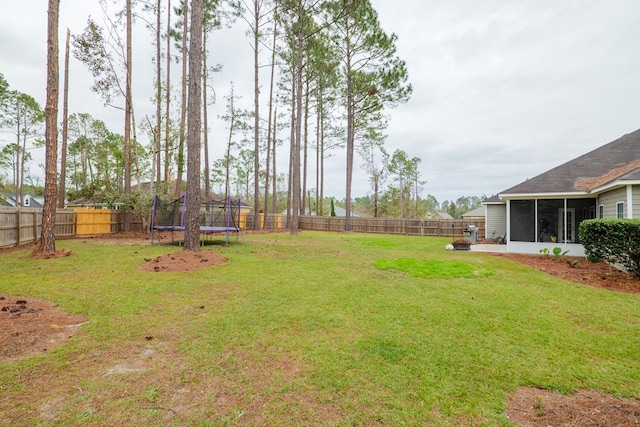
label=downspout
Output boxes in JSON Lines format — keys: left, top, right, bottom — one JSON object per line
{"left": 505, "top": 199, "right": 511, "bottom": 251}
{"left": 534, "top": 199, "right": 539, "bottom": 242}
{"left": 483, "top": 205, "right": 488, "bottom": 239}
{"left": 563, "top": 198, "right": 568, "bottom": 244}
{"left": 627, "top": 185, "right": 633, "bottom": 218}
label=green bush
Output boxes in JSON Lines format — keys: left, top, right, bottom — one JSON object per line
{"left": 579, "top": 219, "right": 640, "bottom": 277}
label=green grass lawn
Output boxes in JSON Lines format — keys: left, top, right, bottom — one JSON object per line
{"left": 1, "top": 231, "right": 639, "bottom": 426}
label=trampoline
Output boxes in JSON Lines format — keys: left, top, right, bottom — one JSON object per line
{"left": 151, "top": 194, "right": 243, "bottom": 245}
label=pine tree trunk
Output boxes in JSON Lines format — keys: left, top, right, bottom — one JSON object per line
{"left": 252, "top": 0, "right": 260, "bottom": 230}
{"left": 315, "top": 97, "right": 320, "bottom": 215}
{"left": 287, "top": 135, "right": 292, "bottom": 227}
{"left": 175, "top": 1, "right": 188, "bottom": 196}
{"left": 58, "top": 28, "right": 69, "bottom": 208}
{"left": 271, "top": 107, "right": 277, "bottom": 217}
{"left": 203, "top": 28, "right": 210, "bottom": 207}
{"left": 320, "top": 95, "right": 324, "bottom": 216}
{"left": 264, "top": 124, "right": 270, "bottom": 226}
{"left": 155, "top": 0, "right": 162, "bottom": 190}
{"left": 164, "top": 0, "right": 171, "bottom": 186}
{"left": 290, "top": 9, "right": 304, "bottom": 235}
{"left": 302, "top": 78, "right": 309, "bottom": 216}
{"left": 263, "top": 5, "right": 277, "bottom": 228}
{"left": 345, "top": 42, "right": 353, "bottom": 231}
{"left": 183, "top": 0, "right": 203, "bottom": 251}
{"left": 37, "top": 0, "right": 60, "bottom": 254}
{"left": 286, "top": 68, "right": 295, "bottom": 229}
{"left": 123, "top": 0, "right": 133, "bottom": 231}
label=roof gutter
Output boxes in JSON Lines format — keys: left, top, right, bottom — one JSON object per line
{"left": 590, "top": 179, "right": 640, "bottom": 194}
{"left": 497, "top": 191, "right": 591, "bottom": 200}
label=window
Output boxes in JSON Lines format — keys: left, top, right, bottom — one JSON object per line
{"left": 598, "top": 205, "right": 604, "bottom": 219}
{"left": 510, "top": 200, "right": 535, "bottom": 242}
{"left": 537, "top": 199, "right": 562, "bottom": 242}
{"left": 617, "top": 202, "right": 625, "bottom": 218}
{"left": 567, "top": 198, "right": 596, "bottom": 244}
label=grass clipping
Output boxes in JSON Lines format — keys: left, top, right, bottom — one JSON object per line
{"left": 373, "top": 258, "right": 494, "bottom": 279}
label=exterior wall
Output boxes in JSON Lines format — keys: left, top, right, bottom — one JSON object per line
{"left": 484, "top": 204, "right": 506, "bottom": 239}
{"left": 597, "top": 187, "right": 627, "bottom": 218}
{"left": 507, "top": 241, "right": 586, "bottom": 257}
{"left": 633, "top": 185, "right": 640, "bottom": 218}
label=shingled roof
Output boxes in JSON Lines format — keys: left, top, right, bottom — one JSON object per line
{"left": 499, "top": 128, "right": 640, "bottom": 196}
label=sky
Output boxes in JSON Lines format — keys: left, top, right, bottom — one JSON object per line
{"left": 1, "top": 0, "right": 639, "bottom": 204}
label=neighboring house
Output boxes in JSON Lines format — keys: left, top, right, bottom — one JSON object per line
{"left": 461, "top": 206, "right": 485, "bottom": 220}
{"left": 330, "top": 206, "right": 360, "bottom": 217}
{"left": 1, "top": 193, "right": 44, "bottom": 208}
{"left": 429, "top": 212, "right": 454, "bottom": 220}
{"left": 484, "top": 128, "right": 640, "bottom": 256}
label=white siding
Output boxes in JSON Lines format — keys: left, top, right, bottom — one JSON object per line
{"left": 508, "top": 241, "right": 585, "bottom": 257}
{"left": 598, "top": 187, "right": 627, "bottom": 218}
{"left": 633, "top": 185, "right": 640, "bottom": 218}
{"left": 485, "top": 204, "right": 506, "bottom": 239}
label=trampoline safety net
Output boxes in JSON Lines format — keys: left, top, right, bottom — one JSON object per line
{"left": 201, "top": 199, "right": 241, "bottom": 230}
{"left": 151, "top": 195, "right": 185, "bottom": 229}
{"left": 151, "top": 195, "right": 243, "bottom": 245}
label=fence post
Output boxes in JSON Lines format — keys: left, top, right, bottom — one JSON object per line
{"left": 33, "top": 211, "right": 38, "bottom": 243}
{"left": 16, "top": 209, "right": 20, "bottom": 246}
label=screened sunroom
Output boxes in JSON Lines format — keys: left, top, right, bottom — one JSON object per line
{"left": 506, "top": 197, "right": 597, "bottom": 256}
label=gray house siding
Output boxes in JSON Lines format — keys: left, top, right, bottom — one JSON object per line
{"left": 634, "top": 185, "right": 640, "bottom": 218}
{"left": 598, "top": 187, "right": 627, "bottom": 218}
{"left": 485, "top": 204, "right": 506, "bottom": 239}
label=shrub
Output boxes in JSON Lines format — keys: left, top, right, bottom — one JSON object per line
{"left": 579, "top": 219, "right": 640, "bottom": 277}
{"left": 539, "top": 247, "right": 569, "bottom": 259}
{"left": 552, "top": 247, "right": 569, "bottom": 259}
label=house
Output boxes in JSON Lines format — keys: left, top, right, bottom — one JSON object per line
{"left": 429, "top": 211, "right": 454, "bottom": 220}
{"left": 484, "top": 128, "right": 640, "bottom": 256}
{"left": 461, "top": 206, "right": 485, "bottom": 220}
{"left": 1, "top": 193, "right": 44, "bottom": 208}
{"left": 326, "top": 206, "right": 361, "bottom": 217}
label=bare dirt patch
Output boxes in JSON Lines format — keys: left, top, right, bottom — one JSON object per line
{"left": 139, "top": 250, "right": 228, "bottom": 272}
{"left": 0, "top": 295, "right": 87, "bottom": 363}
{"left": 28, "top": 248, "right": 73, "bottom": 259}
{"left": 506, "top": 387, "right": 640, "bottom": 426}
{"left": 82, "top": 231, "right": 230, "bottom": 271}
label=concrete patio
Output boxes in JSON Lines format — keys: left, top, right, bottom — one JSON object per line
{"left": 469, "top": 244, "right": 507, "bottom": 253}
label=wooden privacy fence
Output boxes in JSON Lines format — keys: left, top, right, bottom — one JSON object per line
{"left": 297, "top": 216, "right": 485, "bottom": 238}
{"left": 0, "top": 208, "right": 144, "bottom": 249}
{"left": 242, "top": 213, "right": 286, "bottom": 230}
{"left": 0, "top": 207, "right": 482, "bottom": 249}
{"left": 73, "top": 208, "right": 143, "bottom": 235}
{"left": 74, "top": 208, "right": 114, "bottom": 236}
{"left": 0, "top": 207, "right": 75, "bottom": 249}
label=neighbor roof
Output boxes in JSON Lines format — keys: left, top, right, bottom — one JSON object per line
{"left": 461, "top": 206, "right": 485, "bottom": 218}
{"left": 500, "top": 128, "right": 640, "bottom": 196}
